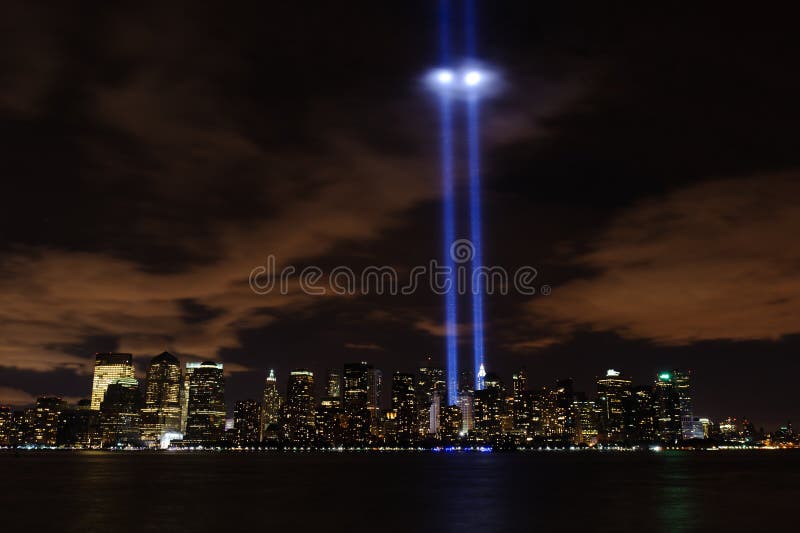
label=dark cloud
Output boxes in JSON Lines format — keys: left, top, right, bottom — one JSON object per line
{"left": 530, "top": 174, "right": 800, "bottom": 345}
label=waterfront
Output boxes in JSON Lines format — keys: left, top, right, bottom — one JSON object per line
{"left": 1, "top": 450, "right": 798, "bottom": 532}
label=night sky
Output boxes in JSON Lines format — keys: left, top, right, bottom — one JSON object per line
{"left": 2, "top": 2, "right": 799, "bottom": 430}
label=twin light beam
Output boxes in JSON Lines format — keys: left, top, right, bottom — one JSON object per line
{"left": 432, "top": 0, "right": 489, "bottom": 405}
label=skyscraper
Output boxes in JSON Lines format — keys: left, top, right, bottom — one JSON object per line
{"left": 32, "top": 396, "right": 65, "bottom": 446}
{"left": 0, "top": 405, "right": 12, "bottom": 446}
{"left": 185, "top": 362, "right": 226, "bottom": 445}
{"left": 673, "top": 369, "right": 694, "bottom": 440}
{"left": 572, "top": 396, "right": 598, "bottom": 445}
{"left": 99, "top": 378, "right": 141, "bottom": 447}
{"left": 653, "top": 372, "right": 681, "bottom": 443}
{"left": 596, "top": 369, "right": 632, "bottom": 442}
{"left": 417, "top": 359, "right": 445, "bottom": 438}
{"left": 261, "top": 369, "right": 282, "bottom": 441}
{"left": 391, "top": 372, "right": 417, "bottom": 444}
{"left": 90, "top": 353, "right": 134, "bottom": 410}
{"left": 473, "top": 373, "right": 504, "bottom": 440}
{"left": 285, "top": 369, "right": 315, "bottom": 444}
{"left": 326, "top": 369, "right": 342, "bottom": 398}
{"left": 315, "top": 396, "right": 343, "bottom": 447}
{"left": 343, "top": 362, "right": 371, "bottom": 444}
{"left": 458, "top": 390, "right": 474, "bottom": 435}
{"left": 368, "top": 367, "right": 383, "bottom": 437}
{"left": 625, "top": 385, "right": 655, "bottom": 442}
{"left": 511, "top": 369, "right": 529, "bottom": 433}
{"left": 141, "top": 351, "right": 182, "bottom": 446}
{"left": 233, "top": 399, "right": 262, "bottom": 445}
{"left": 56, "top": 399, "right": 100, "bottom": 448}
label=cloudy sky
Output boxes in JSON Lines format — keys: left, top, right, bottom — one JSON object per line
{"left": 1, "top": 2, "right": 799, "bottom": 429}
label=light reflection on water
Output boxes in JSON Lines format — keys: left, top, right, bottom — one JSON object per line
{"left": 1, "top": 450, "right": 797, "bottom": 533}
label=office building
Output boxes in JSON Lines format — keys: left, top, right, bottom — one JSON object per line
{"left": 141, "top": 351, "right": 182, "bottom": 445}
{"left": 596, "top": 369, "right": 632, "bottom": 442}
{"left": 100, "top": 378, "right": 141, "bottom": 447}
{"left": 0, "top": 405, "right": 12, "bottom": 446}
{"left": 90, "top": 353, "right": 134, "bottom": 410}
{"left": 326, "top": 369, "right": 342, "bottom": 398}
{"left": 285, "top": 370, "right": 315, "bottom": 444}
{"left": 185, "top": 362, "right": 226, "bottom": 444}
{"left": 343, "top": 362, "right": 371, "bottom": 444}
{"left": 652, "top": 372, "right": 681, "bottom": 443}
{"left": 261, "top": 369, "right": 282, "bottom": 440}
{"left": 391, "top": 372, "right": 417, "bottom": 444}
{"left": 233, "top": 399, "right": 262, "bottom": 445}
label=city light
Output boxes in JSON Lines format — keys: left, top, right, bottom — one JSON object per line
{"left": 436, "top": 69, "right": 454, "bottom": 84}
{"left": 464, "top": 70, "right": 481, "bottom": 86}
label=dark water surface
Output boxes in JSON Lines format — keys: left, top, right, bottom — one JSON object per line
{"left": 1, "top": 450, "right": 798, "bottom": 532}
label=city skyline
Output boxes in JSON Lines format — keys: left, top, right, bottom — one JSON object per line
{"left": 0, "top": 348, "right": 794, "bottom": 434}
{"left": 0, "top": 349, "right": 793, "bottom": 450}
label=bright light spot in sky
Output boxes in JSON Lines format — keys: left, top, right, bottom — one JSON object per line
{"left": 437, "top": 69, "right": 454, "bottom": 84}
{"left": 464, "top": 70, "right": 482, "bottom": 86}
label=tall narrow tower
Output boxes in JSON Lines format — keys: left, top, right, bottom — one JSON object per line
{"left": 141, "top": 351, "right": 182, "bottom": 445}
{"left": 260, "top": 369, "right": 282, "bottom": 440}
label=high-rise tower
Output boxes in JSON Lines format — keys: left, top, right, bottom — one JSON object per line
{"left": 185, "top": 362, "right": 225, "bottom": 444}
{"left": 141, "top": 351, "right": 182, "bottom": 445}
{"left": 285, "top": 370, "right": 315, "bottom": 444}
{"left": 260, "top": 369, "right": 282, "bottom": 441}
{"left": 90, "top": 353, "right": 134, "bottom": 410}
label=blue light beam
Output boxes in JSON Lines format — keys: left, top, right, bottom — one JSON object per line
{"left": 438, "top": 0, "right": 459, "bottom": 406}
{"left": 465, "top": 0, "right": 486, "bottom": 391}
{"left": 467, "top": 93, "right": 485, "bottom": 391}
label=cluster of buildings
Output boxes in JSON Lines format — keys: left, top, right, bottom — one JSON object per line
{"left": 0, "top": 352, "right": 793, "bottom": 449}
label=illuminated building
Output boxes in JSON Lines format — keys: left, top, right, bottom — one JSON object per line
{"left": 624, "top": 385, "right": 655, "bottom": 442}
{"left": 537, "top": 387, "right": 566, "bottom": 440}
{"left": 315, "top": 396, "right": 343, "bottom": 447}
{"left": 391, "top": 372, "right": 417, "bottom": 444}
{"left": 15, "top": 409, "right": 35, "bottom": 445}
{"left": 382, "top": 409, "right": 398, "bottom": 442}
{"left": 418, "top": 360, "right": 446, "bottom": 402}
{"left": 185, "top": 362, "right": 226, "bottom": 445}
{"left": 417, "top": 359, "right": 445, "bottom": 437}
{"left": 556, "top": 378, "right": 576, "bottom": 439}
{"left": 90, "top": 353, "right": 134, "bottom": 410}
{"left": 572, "top": 397, "right": 598, "bottom": 445}
{"left": 261, "top": 369, "right": 282, "bottom": 440}
{"left": 512, "top": 369, "right": 527, "bottom": 397}
{"left": 343, "top": 362, "right": 371, "bottom": 444}
{"left": 326, "top": 369, "right": 342, "bottom": 398}
{"left": 440, "top": 404, "right": 463, "bottom": 441}
{"left": 673, "top": 369, "right": 694, "bottom": 440}
{"left": 57, "top": 399, "right": 100, "bottom": 448}
{"left": 100, "top": 378, "right": 141, "bottom": 447}
{"left": 0, "top": 405, "right": 12, "bottom": 446}
{"left": 368, "top": 367, "right": 383, "bottom": 437}
{"left": 473, "top": 373, "right": 504, "bottom": 439}
{"left": 718, "top": 416, "right": 755, "bottom": 443}
{"left": 31, "top": 396, "right": 65, "bottom": 447}
{"left": 285, "top": 369, "right": 315, "bottom": 444}
{"left": 652, "top": 372, "right": 681, "bottom": 443}
{"left": 698, "top": 417, "right": 712, "bottom": 439}
{"left": 141, "top": 351, "right": 182, "bottom": 446}
{"left": 428, "top": 391, "right": 443, "bottom": 436}
{"left": 458, "top": 390, "right": 474, "bottom": 434}
{"left": 233, "top": 399, "right": 261, "bottom": 445}
{"left": 511, "top": 369, "right": 530, "bottom": 434}
{"left": 771, "top": 422, "right": 795, "bottom": 444}
{"left": 477, "top": 364, "right": 487, "bottom": 392}
{"left": 596, "top": 369, "right": 632, "bottom": 442}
